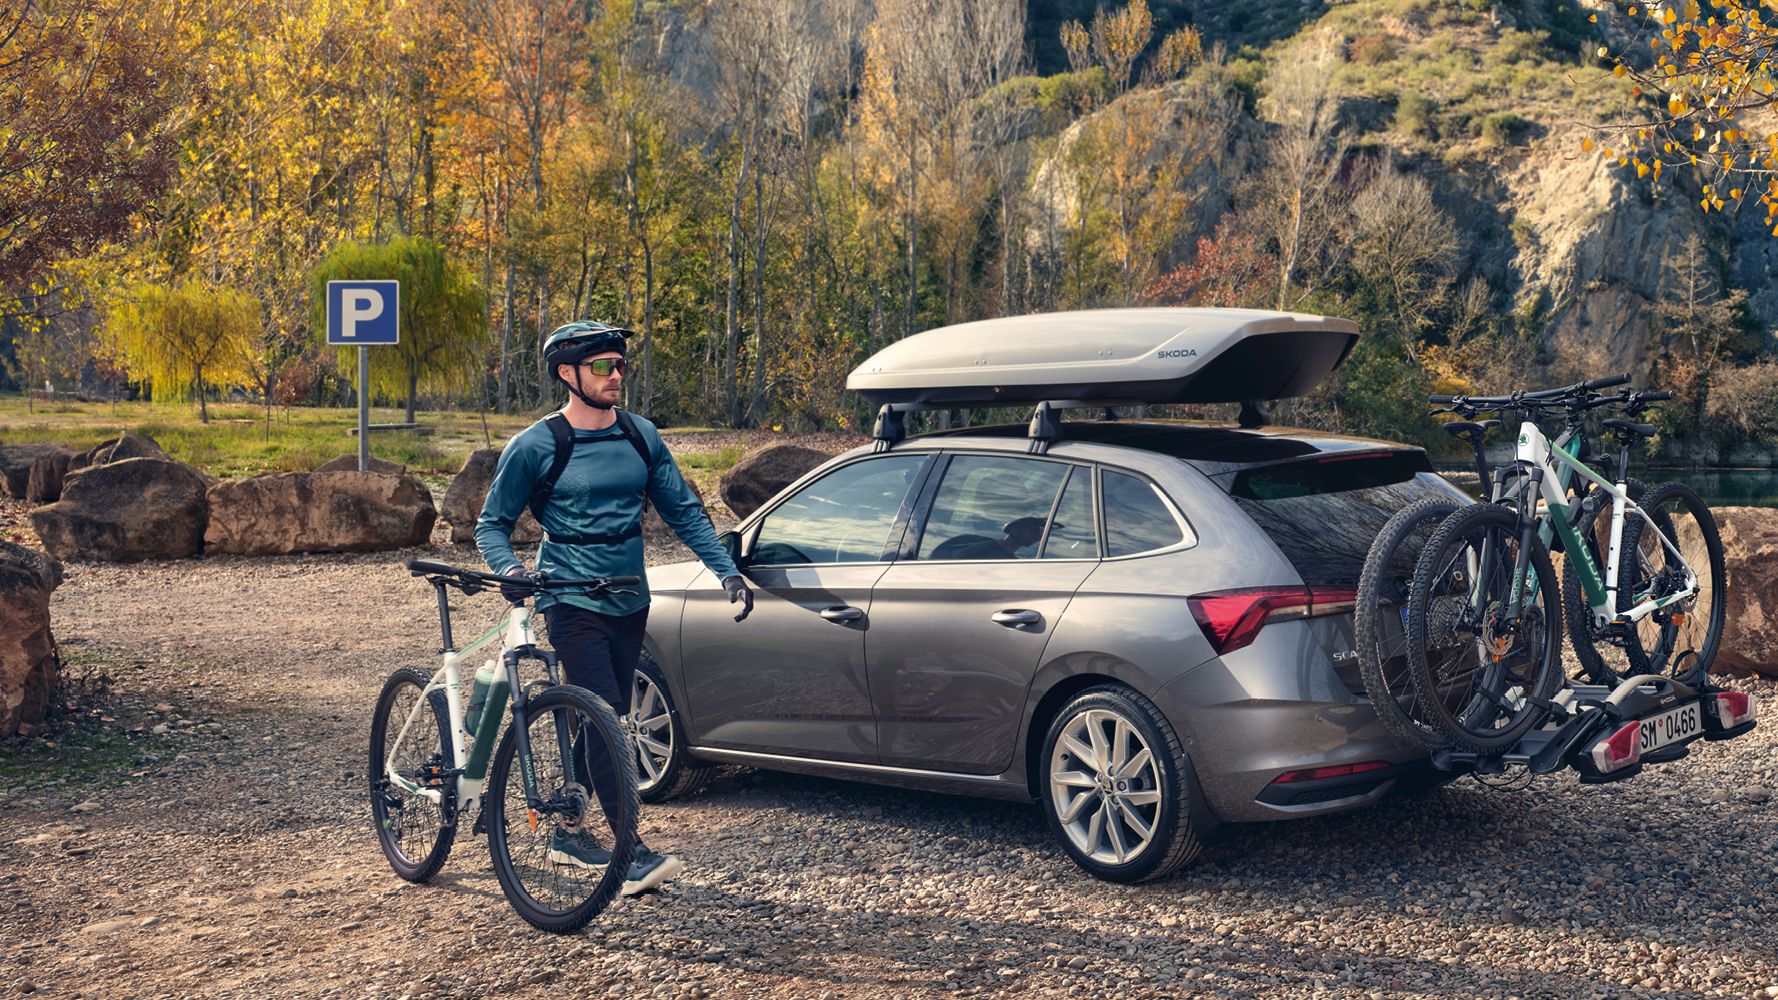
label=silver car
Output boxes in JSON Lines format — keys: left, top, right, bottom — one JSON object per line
{"left": 628, "top": 310, "right": 1465, "bottom": 882}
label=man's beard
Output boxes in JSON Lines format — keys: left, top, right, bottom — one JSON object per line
{"left": 567, "top": 372, "right": 619, "bottom": 409}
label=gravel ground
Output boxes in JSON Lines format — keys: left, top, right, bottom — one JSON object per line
{"left": 2, "top": 501, "right": 1777, "bottom": 997}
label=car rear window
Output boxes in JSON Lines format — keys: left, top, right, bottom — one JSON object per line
{"left": 1220, "top": 451, "right": 1464, "bottom": 587}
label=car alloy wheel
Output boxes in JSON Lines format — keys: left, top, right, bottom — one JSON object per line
{"left": 1048, "top": 707, "right": 1164, "bottom": 864}
{"left": 629, "top": 670, "right": 675, "bottom": 794}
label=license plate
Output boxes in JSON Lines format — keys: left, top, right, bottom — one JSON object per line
{"left": 1639, "top": 701, "right": 1702, "bottom": 754}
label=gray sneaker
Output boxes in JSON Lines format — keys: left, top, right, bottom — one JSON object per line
{"left": 621, "top": 845, "right": 684, "bottom": 896}
{"left": 547, "top": 827, "right": 612, "bottom": 868}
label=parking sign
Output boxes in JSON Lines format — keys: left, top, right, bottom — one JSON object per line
{"left": 326, "top": 280, "right": 400, "bottom": 345}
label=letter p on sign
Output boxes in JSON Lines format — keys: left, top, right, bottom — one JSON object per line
{"left": 326, "top": 280, "right": 400, "bottom": 345}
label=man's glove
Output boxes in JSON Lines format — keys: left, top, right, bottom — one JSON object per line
{"left": 723, "top": 575, "right": 754, "bottom": 622}
{"left": 501, "top": 566, "right": 534, "bottom": 603}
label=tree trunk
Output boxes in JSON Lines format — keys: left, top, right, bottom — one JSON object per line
{"left": 749, "top": 164, "right": 769, "bottom": 425}
{"left": 640, "top": 236, "right": 655, "bottom": 417}
{"left": 497, "top": 261, "right": 515, "bottom": 413}
{"left": 196, "top": 367, "right": 208, "bottom": 424}
{"left": 406, "top": 364, "right": 418, "bottom": 424}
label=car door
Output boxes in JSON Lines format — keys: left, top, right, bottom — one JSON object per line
{"left": 866, "top": 454, "right": 1100, "bottom": 774}
{"left": 678, "top": 452, "right": 931, "bottom": 764}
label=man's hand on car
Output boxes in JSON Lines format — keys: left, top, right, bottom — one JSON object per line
{"left": 723, "top": 575, "right": 754, "bottom": 622}
{"left": 501, "top": 566, "right": 534, "bottom": 603}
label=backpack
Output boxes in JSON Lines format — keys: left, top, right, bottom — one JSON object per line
{"left": 525, "top": 409, "right": 657, "bottom": 545}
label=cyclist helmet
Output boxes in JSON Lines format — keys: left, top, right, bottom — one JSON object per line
{"left": 543, "top": 321, "right": 632, "bottom": 408}
{"left": 542, "top": 320, "right": 631, "bottom": 369}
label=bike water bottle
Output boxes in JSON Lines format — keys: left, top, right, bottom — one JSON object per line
{"left": 464, "top": 660, "right": 497, "bottom": 735}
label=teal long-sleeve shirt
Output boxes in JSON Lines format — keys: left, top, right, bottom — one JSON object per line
{"left": 476, "top": 411, "right": 737, "bottom": 616}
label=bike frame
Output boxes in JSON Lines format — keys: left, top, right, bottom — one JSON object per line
{"left": 382, "top": 596, "right": 564, "bottom": 824}
{"left": 1515, "top": 421, "right": 1698, "bottom": 628}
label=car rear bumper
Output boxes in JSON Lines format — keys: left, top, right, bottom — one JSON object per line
{"left": 1156, "top": 625, "right": 1429, "bottom": 823}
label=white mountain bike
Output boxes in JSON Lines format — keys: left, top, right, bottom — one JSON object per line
{"left": 368, "top": 559, "right": 641, "bottom": 933}
{"left": 1404, "top": 385, "right": 1727, "bottom": 755}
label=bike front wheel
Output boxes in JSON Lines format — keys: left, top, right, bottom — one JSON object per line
{"left": 1619, "top": 482, "right": 1725, "bottom": 685}
{"left": 1406, "top": 504, "right": 1563, "bottom": 755}
{"left": 1356, "top": 496, "right": 1463, "bottom": 751}
{"left": 369, "top": 667, "right": 457, "bottom": 882}
{"left": 486, "top": 683, "right": 639, "bottom": 933}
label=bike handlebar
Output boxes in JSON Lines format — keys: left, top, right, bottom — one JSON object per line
{"left": 1584, "top": 373, "right": 1632, "bottom": 391}
{"left": 405, "top": 559, "right": 640, "bottom": 590}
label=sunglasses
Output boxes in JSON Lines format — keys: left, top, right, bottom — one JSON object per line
{"left": 575, "top": 357, "right": 627, "bottom": 377}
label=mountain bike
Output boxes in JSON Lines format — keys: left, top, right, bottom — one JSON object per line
{"left": 1401, "top": 383, "right": 1726, "bottom": 754}
{"left": 1359, "top": 375, "right": 1645, "bottom": 747}
{"left": 368, "top": 559, "right": 642, "bottom": 933}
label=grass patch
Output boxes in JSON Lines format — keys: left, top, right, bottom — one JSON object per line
{"left": 0, "top": 396, "right": 535, "bottom": 478}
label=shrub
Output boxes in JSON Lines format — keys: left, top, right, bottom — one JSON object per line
{"left": 1478, "top": 111, "right": 1530, "bottom": 145}
{"left": 1349, "top": 33, "right": 1397, "bottom": 65}
{"left": 1706, "top": 362, "right": 1778, "bottom": 441}
{"left": 1394, "top": 91, "right": 1437, "bottom": 137}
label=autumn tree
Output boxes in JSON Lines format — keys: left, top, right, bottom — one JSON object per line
{"left": 310, "top": 237, "right": 487, "bottom": 422}
{"left": 108, "top": 280, "right": 259, "bottom": 423}
{"left": 1650, "top": 232, "right": 1752, "bottom": 436}
{"left": 1256, "top": 30, "right": 1346, "bottom": 311}
{"left": 1587, "top": 1, "right": 1778, "bottom": 229}
{"left": 0, "top": 1, "right": 182, "bottom": 290}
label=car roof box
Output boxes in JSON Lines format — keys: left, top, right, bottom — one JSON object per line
{"left": 847, "top": 307, "right": 1360, "bottom": 409}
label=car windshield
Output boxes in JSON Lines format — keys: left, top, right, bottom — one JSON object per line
{"left": 1218, "top": 451, "right": 1465, "bottom": 587}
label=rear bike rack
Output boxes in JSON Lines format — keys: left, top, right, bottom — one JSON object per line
{"left": 1430, "top": 669, "right": 1757, "bottom": 784}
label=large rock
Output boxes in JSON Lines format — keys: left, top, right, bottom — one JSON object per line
{"left": 1710, "top": 507, "right": 1778, "bottom": 676}
{"left": 70, "top": 432, "right": 167, "bottom": 471}
{"left": 25, "top": 448, "right": 78, "bottom": 503}
{"left": 0, "top": 443, "right": 68, "bottom": 498}
{"left": 441, "top": 449, "right": 541, "bottom": 545}
{"left": 205, "top": 471, "right": 437, "bottom": 555}
{"left": 30, "top": 458, "right": 209, "bottom": 562}
{"left": 314, "top": 454, "right": 406, "bottom": 475}
{"left": 0, "top": 542, "right": 62, "bottom": 737}
{"left": 719, "top": 444, "right": 832, "bottom": 519}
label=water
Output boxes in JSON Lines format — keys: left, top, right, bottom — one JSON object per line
{"left": 1439, "top": 467, "right": 1778, "bottom": 508}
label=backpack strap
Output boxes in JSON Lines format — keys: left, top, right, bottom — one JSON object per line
{"left": 526, "top": 412, "right": 575, "bottom": 524}
{"left": 612, "top": 408, "right": 658, "bottom": 475}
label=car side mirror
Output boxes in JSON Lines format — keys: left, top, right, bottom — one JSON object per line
{"left": 719, "top": 529, "right": 748, "bottom": 569}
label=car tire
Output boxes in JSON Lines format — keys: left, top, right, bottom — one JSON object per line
{"left": 1039, "top": 685, "right": 1202, "bottom": 883}
{"left": 632, "top": 653, "right": 713, "bottom": 803}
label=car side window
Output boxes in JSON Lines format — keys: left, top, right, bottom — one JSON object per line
{"left": 751, "top": 455, "right": 925, "bottom": 565}
{"left": 915, "top": 455, "right": 1069, "bottom": 561}
{"left": 1040, "top": 465, "right": 1098, "bottom": 559}
{"left": 1102, "top": 470, "right": 1187, "bottom": 557}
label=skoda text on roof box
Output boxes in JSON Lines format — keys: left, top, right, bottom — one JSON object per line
{"left": 846, "top": 307, "right": 1361, "bottom": 410}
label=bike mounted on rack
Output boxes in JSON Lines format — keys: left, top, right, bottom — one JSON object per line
{"left": 1365, "top": 374, "right": 1759, "bottom": 787}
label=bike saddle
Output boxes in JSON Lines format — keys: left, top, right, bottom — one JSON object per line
{"left": 1442, "top": 419, "right": 1501, "bottom": 438}
{"left": 1603, "top": 418, "right": 1655, "bottom": 438}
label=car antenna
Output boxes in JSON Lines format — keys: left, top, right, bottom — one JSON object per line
{"left": 1238, "top": 400, "right": 1269, "bottom": 429}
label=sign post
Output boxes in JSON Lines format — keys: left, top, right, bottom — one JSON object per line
{"left": 325, "top": 280, "right": 400, "bottom": 472}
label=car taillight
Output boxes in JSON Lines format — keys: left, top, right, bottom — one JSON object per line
{"left": 1588, "top": 720, "right": 1642, "bottom": 774}
{"left": 1271, "top": 760, "right": 1390, "bottom": 784}
{"left": 1188, "top": 585, "right": 1359, "bottom": 655}
{"left": 1710, "top": 691, "right": 1757, "bottom": 728}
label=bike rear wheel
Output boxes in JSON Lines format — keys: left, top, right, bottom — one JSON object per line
{"left": 1561, "top": 478, "right": 1658, "bottom": 686}
{"left": 1406, "top": 504, "right": 1563, "bottom": 755}
{"left": 1619, "top": 482, "right": 1725, "bottom": 685}
{"left": 1356, "top": 497, "right": 1463, "bottom": 751}
{"left": 369, "top": 667, "right": 457, "bottom": 882}
{"left": 486, "top": 683, "right": 638, "bottom": 933}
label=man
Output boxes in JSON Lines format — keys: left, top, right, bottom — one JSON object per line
{"left": 476, "top": 320, "right": 754, "bottom": 896}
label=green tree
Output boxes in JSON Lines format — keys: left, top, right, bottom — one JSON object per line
{"left": 310, "top": 237, "right": 487, "bottom": 422}
{"left": 107, "top": 280, "right": 260, "bottom": 423}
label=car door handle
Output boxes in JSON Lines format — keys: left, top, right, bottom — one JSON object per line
{"left": 819, "top": 606, "right": 865, "bottom": 623}
{"left": 991, "top": 609, "right": 1043, "bottom": 628}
